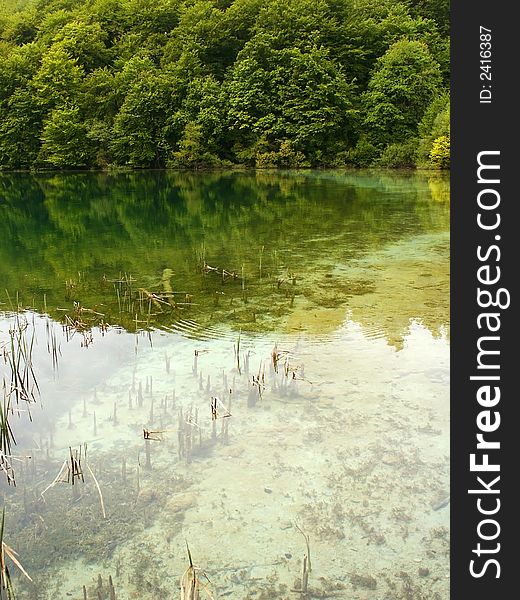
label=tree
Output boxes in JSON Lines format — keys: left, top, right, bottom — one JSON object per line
{"left": 0, "top": 0, "right": 449, "bottom": 169}
{"left": 0, "top": 43, "right": 43, "bottom": 168}
{"left": 124, "top": 0, "right": 180, "bottom": 34}
{"left": 162, "top": 0, "right": 239, "bottom": 79}
{"left": 50, "top": 20, "right": 110, "bottom": 71}
{"left": 341, "top": 0, "right": 446, "bottom": 87}
{"left": 111, "top": 69, "right": 177, "bottom": 167}
{"left": 227, "top": 34, "right": 356, "bottom": 165}
{"left": 407, "top": 0, "right": 450, "bottom": 36}
{"left": 362, "top": 39, "right": 442, "bottom": 148}
{"left": 0, "top": 88, "right": 43, "bottom": 168}
{"left": 31, "top": 45, "right": 84, "bottom": 109}
{"left": 0, "top": 41, "right": 41, "bottom": 102}
{"left": 0, "top": 5, "right": 39, "bottom": 45}
{"left": 416, "top": 93, "right": 449, "bottom": 167}
{"left": 251, "top": 0, "right": 333, "bottom": 49}
{"left": 167, "top": 75, "right": 227, "bottom": 160}
{"left": 169, "top": 121, "right": 221, "bottom": 168}
{"left": 39, "top": 104, "right": 94, "bottom": 167}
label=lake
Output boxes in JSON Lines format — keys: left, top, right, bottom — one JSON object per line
{"left": 0, "top": 170, "right": 449, "bottom": 600}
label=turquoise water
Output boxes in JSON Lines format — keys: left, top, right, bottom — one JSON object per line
{"left": 0, "top": 170, "right": 449, "bottom": 600}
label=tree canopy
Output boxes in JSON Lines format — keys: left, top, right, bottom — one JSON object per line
{"left": 0, "top": 0, "right": 450, "bottom": 169}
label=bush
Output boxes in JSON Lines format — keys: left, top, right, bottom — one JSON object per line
{"left": 168, "top": 122, "right": 222, "bottom": 169}
{"left": 429, "top": 134, "right": 450, "bottom": 169}
{"left": 252, "top": 139, "right": 310, "bottom": 168}
{"left": 416, "top": 93, "right": 449, "bottom": 167}
{"left": 376, "top": 138, "right": 418, "bottom": 168}
{"left": 344, "top": 138, "right": 379, "bottom": 167}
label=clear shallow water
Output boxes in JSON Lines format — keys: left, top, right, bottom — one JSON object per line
{"left": 0, "top": 170, "right": 449, "bottom": 600}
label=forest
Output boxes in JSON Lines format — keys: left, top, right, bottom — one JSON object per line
{"left": 0, "top": 0, "right": 450, "bottom": 170}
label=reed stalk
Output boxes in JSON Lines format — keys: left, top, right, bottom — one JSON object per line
{"left": 1, "top": 508, "right": 32, "bottom": 600}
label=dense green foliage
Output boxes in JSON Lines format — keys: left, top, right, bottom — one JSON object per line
{"left": 0, "top": 0, "right": 449, "bottom": 170}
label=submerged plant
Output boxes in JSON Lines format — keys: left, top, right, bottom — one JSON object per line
{"left": 0, "top": 394, "right": 16, "bottom": 486}
{"left": 291, "top": 523, "right": 312, "bottom": 597}
{"left": 210, "top": 397, "right": 231, "bottom": 421}
{"left": 180, "top": 544, "right": 213, "bottom": 600}
{"left": 0, "top": 508, "right": 32, "bottom": 600}
{"left": 41, "top": 444, "right": 106, "bottom": 519}
{"left": 234, "top": 331, "right": 241, "bottom": 373}
{"left": 295, "top": 522, "right": 312, "bottom": 572}
{"left": 0, "top": 312, "right": 41, "bottom": 486}
{"left": 3, "top": 313, "right": 39, "bottom": 407}
{"left": 45, "top": 318, "right": 61, "bottom": 372}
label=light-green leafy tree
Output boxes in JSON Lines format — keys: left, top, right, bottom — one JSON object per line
{"left": 0, "top": 0, "right": 450, "bottom": 169}
{"left": 39, "top": 103, "right": 94, "bottom": 167}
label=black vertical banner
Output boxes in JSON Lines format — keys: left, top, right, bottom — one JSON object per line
{"left": 452, "top": 2, "right": 517, "bottom": 598}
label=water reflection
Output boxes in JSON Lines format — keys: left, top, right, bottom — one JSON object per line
{"left": 0, "top": 170, "right": 449, "bottom": 600}
{"left": 0, "top": 170, "right": 449, "bottom": 345}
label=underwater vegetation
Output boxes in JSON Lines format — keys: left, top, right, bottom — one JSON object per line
{"left": 1, "top": 304, "right": 449, "bottom": 600}
{"left": 0, "top": 170, "right": 449, "bottom": 599}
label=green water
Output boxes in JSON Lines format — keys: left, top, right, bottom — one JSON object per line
{"left": 0, "top": 170, "right": 449, "bottom": 600}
